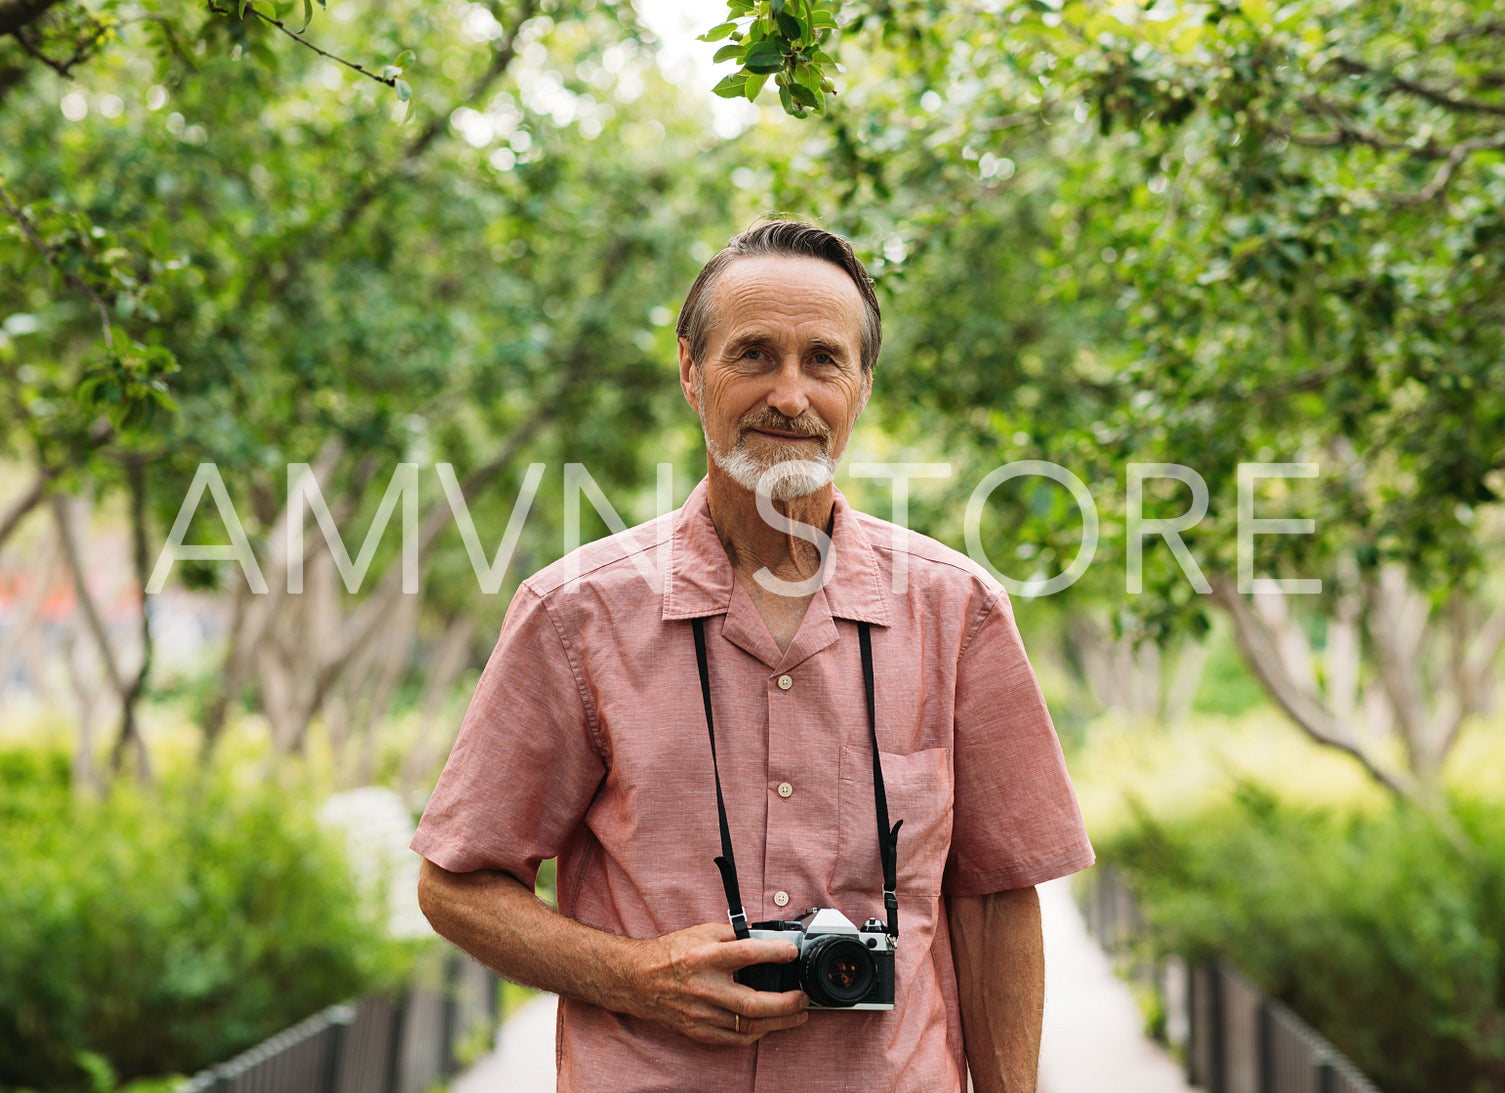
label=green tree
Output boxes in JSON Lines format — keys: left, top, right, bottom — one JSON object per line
{"left": 722, "top": 0, "right": 1505, "bottom": 799}
{"left": 1, "top": 0, "right": 742, "bottom": 780}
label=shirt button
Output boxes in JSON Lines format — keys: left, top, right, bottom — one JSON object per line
{"left": 773, "top": 891, "right": 790, "bottom": 908}
{"left": 777, "top": 674, "right": 793, "bottom": 690}
{"left": 777, "top": 782, "right": 793, "bottom": 798}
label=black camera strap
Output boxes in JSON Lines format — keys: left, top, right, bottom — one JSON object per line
{"left": 692, "top": 615, "right": 751, "bottom": 940}
{"left": 690, "top": 616, "right": 901, "bottom": 941}
{"left": 859, "top": 622, "right": 903, "bottom": 940}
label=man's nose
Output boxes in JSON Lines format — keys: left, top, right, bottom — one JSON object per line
{"left": 765, "top": 356, "right": 810, "bottom": 418}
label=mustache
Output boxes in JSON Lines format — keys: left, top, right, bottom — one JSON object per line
{"left": 738, "top": 407, "right": 830, "bottom": 440}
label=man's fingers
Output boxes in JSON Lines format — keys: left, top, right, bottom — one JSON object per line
{"left": 728, "top": 987, "right": 808, "bottom": 1020}
{"left": 682, "top": 1006, "right": 810, "bottom": 1046}
{"left": 741, "top": 1008, "right": 811, "bottom": 1036}
{"left": 707, "top": 936, "right": 800, "bottom": 969}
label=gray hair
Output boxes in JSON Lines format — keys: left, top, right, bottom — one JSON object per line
{"left": 676, "top": 218, "right": 882, "bottom": 374}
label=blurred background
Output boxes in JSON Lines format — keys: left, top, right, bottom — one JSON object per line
{"left": 2, "top": 0, "right": 1503, "bottom": 1090}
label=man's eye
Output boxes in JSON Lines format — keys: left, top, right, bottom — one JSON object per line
{"left": 743, "top": 348, "right": 765, "bottom": 360}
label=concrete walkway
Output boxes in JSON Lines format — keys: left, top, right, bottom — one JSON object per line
{"left": 1036, "top": 878, "right": 1195, "bottom": 1093}
{"left": 452, "top": 877, "right": 1195, "bottom": 1092}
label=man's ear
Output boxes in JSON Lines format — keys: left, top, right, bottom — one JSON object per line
{"left": 856, "top": 367, "right": 873, "bottom": 419}
{"left": 678, "top": 338, "right": 699, "bottom": 412}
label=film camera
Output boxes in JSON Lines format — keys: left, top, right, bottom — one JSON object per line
{"left": 691, "top": 617, "right": 903, "bottom": 1013}
{"left": 736, "top": 907, "right": 896, "bottom": 1010}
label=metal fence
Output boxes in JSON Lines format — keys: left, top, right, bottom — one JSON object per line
{"left": 176, "top": 950, "right": 500, "bottom": 1093}
{"left": 1080, "top": 868, "right": 1385, "bottom": 1093}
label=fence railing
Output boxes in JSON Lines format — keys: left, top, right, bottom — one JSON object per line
{"left": 1080, "top": 867, "right": 1385, "bottom": 1093}
{"left": 176, "top": 949, "right": 499, "bottom": 1093}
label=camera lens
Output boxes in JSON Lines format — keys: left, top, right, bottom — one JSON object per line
{"left": 800, "top": 936, "right": 876, "bottom": 1007}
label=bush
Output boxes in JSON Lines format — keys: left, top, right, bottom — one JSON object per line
{"left": 0, "top": 748, "right": 414, "bottom": 1091}
{"left": 1099, "top": 784, "right": 1505, "bottom": 1093}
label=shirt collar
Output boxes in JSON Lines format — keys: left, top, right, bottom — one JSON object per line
{"left": 662, "top": 477, "right": 891, "bottom": 627}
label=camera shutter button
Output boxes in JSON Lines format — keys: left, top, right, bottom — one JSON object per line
{"left": 773, "top": 891, "right": 790, "bottom": 907}
{"left": 777, "top": 782, "right": 793, "bottom": 798}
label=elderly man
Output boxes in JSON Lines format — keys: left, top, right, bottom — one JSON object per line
{"left": 413, "top": 220, "right": 1093, "bottom": 1093}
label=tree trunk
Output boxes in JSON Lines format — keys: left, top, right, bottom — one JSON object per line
{"left": 50, "top": 493, "right": 151, "bottom": 784}
{"left": 110, "top": 457, "right": 154, "bottom": 779}
{"left": 1161, "top": 638, "right": 1207, "bottom": 726}
{"left": 400, "top": 612, "right": 476, "bottom": 797}
{"left": 0, "top": 530, "right": 56, "bottom": 697}
{"left": 354, "top": 587, "right": 420, "bottom": 786}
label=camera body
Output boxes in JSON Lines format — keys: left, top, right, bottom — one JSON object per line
{"left": 735, "top": 907, "right": 895, "bottom": 1010}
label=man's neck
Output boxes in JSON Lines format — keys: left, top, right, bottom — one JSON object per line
{"left": 705, "top": 464, "right": 834, "bottom": 587}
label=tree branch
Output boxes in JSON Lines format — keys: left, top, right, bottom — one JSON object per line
{"left": 0, "top": 178, "right": 116, "bottom": 351}
{"left": 0, "top": 0, "right": 60, "bottom": 37}
{"left": 50, "top": 493, "right": 126, "bottom": 699}
{"left": 1378, "top": 129, "right": 1505, "bottom": 204}
{"left": 0, "top": 465, "right": 55, "bottom": 548}
{"left": 205, "top": 1, "right": 401, "bottom": 89}
{"left": 330, "top": 0, "right": 540, "bottom": 238}
{"left": 1210, "top": 576, "right": 1417, "bottom": 799}
{"left": 11, "top": 25, "right": 70, "bottom": 76}
{"left": 1431, "top": 599, "right": 1505, "bottom": 761}
{"left": 1435, "top": 18, "right": 1505, "bottom": 46}
{"left": 1332, "top": 54, "right": 1505, "bottom": 119}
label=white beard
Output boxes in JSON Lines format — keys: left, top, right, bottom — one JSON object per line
{"left": 696, "top": 370, "right": 837, "bottom": 501}
{"left": 706, "top": 432, "right": 836, "bottom": 501}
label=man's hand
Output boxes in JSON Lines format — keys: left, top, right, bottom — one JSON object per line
{"left": 629, "top": 922, "right": 809, "bottom": 1045}
{"left": 418, "top": 860, "right": 808, "bottom": 1046}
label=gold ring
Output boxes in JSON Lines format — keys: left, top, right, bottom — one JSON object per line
{"left": 734, "top": 1013, "right": 741, "bottom": 1033}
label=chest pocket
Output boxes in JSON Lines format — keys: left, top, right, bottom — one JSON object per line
{"left": 833, "top": 745, "right": 953, "bottom": 900}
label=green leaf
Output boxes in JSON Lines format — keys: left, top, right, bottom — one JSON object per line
{"left": 150, "top": 388, "right": 181, "bottom": 413}
{"left": 811, "top": 10, "right": 838, "bottom": 29}
{"left": 713, "top": 42, "right": 743, "bottom": 64}
{"left": 744, "top": 72, "right": 768, "bottom": 101}
{"left": 788, "top": 82, "right": 819, "bottom": 109}
{"left": 743, "top": 39, "right": 785, "bottom": 73}
{"left": 237, "top": 0, "right": 249, "bottom": 18}
{"left": 711, "top": 72, "right": 749, "bottom": 98}
{"left": 395, "top": 78, "right": 411, "bottom": 102}
{"left": 393, "top": 49, "right": 416, "bottom": 68}
{"left": 297, "top": 0, "right": 311, "bottom": 32}
{"left": 776, "top": 12, "right": 803, "bottom": 41}
{"left": 697, "top": 21, "right": 738, "bottom": 43}
{"left": 383, "top": 64, "right": 401, "bottom": 79}
{"left": 770, "top": 0, "right": 785, "bottom": 12}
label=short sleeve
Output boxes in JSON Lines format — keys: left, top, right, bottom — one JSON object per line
{"left": 411, "top": 584, "right": 605, "bottom": 887}
{"left": 943, "top": 590, "right": 1094, "bottom": 896}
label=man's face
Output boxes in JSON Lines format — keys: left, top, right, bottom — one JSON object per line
{"left": 679, "top": 255, "right": 872, "bottom": 501}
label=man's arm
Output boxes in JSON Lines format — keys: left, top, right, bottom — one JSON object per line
{"left": 947, "top": 886, "right": 1044, "bottom": 1093}
{"left": 417, "top": 858, "right": 809, "bottom": 1045}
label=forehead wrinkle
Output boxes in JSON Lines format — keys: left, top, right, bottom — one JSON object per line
{"left": 720, "top": 325, "right": 856, "bottom": 354}
{"left": 708, "top": 257, "right": 867, "bottom": 345}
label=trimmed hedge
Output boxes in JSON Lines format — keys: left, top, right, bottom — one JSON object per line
{"left": 1099, "top": 783, "right": 1505, "bottom": 1093}
{"left": 0, "top": 748, "right": 412, "bottom": 1092}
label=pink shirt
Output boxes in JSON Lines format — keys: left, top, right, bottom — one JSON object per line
{"left": 413, "top": 479, "right": 1094, "bottom": 1092}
